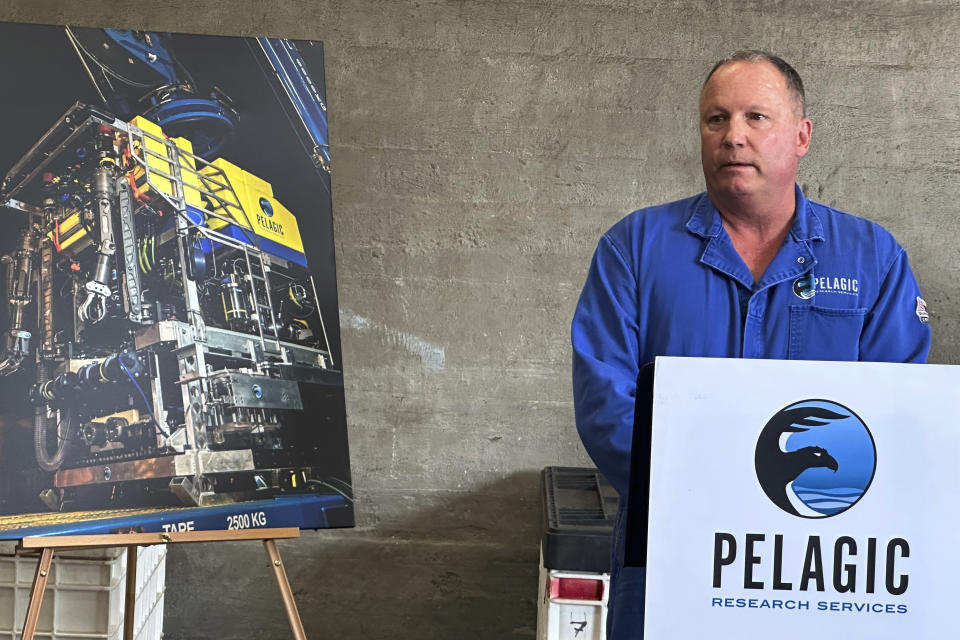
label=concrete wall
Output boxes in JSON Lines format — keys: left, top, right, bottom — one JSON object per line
{"left": 2, "top": 1, "right": 958, "bottom": 637}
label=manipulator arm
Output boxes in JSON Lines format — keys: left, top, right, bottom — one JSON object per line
{"left": 77, "top": 165, "right": 117, "bottom": 324}
{"left": 0, "top": 227, "right": 38, "bottom": 376}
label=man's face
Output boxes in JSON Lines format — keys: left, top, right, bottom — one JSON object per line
{"left": 699, "top": 60, "right": 812, "bottom": 205}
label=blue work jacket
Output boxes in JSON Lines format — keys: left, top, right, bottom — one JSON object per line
{"left": 572, "top": 185, "right": 931, "bottom": 498}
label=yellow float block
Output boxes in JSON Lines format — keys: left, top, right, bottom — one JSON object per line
{"left": 48, "top": 210, "right": 87, "bottom": 253}
{"left": 128, "top": 116, "right": 204, "bottom": 208}
{"left": 200, "top": 157, "right": 305, "bottom": 254}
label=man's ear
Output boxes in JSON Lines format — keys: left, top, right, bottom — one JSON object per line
{"left": 797, "top": 117, "right": 812, "bottom": 158}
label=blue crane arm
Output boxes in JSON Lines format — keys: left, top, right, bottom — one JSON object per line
{"left": 257, "top": 38, "right": 332, "bottom": 173}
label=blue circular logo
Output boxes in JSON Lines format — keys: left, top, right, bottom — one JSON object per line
{"left": 755, "top": 399, "right": 876, "bottom": 518}
{"left": 793, "top": 273, "right": 816, "bottom": 299}
{"left": 259, "top": 197, "right": 274, "bottom": 217}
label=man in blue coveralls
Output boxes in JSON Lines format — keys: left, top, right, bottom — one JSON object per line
{"left": 571, "top": 51, "right": 931, "bottom": 639}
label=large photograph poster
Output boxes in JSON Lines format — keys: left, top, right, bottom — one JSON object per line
{"left": 643, "top": 357, "right": 957, "bottom": 639}
{"left": 0, "top": 22, "right": 352, "bottom": 527}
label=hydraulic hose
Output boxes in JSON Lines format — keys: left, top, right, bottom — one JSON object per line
{"left": 34, "top": 364, "right": 71, "bottom": 472}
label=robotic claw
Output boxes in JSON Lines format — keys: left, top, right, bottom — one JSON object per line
{"left": 0, "top": 101, "right": 341, "bottom": 511}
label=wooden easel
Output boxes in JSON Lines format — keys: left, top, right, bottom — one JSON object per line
{"left": 16, "top": 527, "right": 306, "bottom": 640}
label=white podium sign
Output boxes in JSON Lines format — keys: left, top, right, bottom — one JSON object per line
{"left": 643, "top": 357, "right": 958, "bottom": 640}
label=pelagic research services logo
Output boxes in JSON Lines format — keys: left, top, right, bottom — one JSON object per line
{"left": 712, "top": 399, "right": 909, "bottom": 612}
{"left": 754, "top": 400, "right": 876, "bottom": 518}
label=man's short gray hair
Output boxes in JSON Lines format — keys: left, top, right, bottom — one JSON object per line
{"left": 704, "top": 50, "right": 806, "bottom": 117}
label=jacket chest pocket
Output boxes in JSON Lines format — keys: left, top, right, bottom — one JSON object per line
{"left": 788, "top": 305, "right": 867, "bottom": 361}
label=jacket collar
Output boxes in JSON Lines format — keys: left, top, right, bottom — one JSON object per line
{"left": 685, "top": 184, "right": 824, "bottom": 242}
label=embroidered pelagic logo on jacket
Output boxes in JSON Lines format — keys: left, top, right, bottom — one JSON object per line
{"left": 793, "top": 273, "right": 860, "bottom": 300}
{"left": 817, "top": 275, "right": 860, "bottom": 295}
{"left": 793, "top": 273, "right": 860, "bottom": 299}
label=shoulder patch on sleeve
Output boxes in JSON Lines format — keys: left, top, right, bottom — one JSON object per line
{"left": 916, "top": 296, "right": 929, "bottom": 324}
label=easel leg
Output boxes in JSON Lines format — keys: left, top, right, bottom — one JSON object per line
{"left": 124, "top": 545, "right": 139, "bottom": 640}
{"left": 22, "top": 547, "right": 54, "bottom": 640}
{"left": 264, "top": 539, "right": 307, "bottom": 640}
